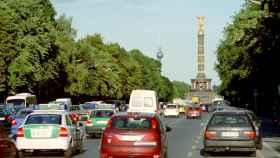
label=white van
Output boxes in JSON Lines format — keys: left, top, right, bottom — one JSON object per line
{"left": 6, "top": 93, "right": 37, "bottom": 108}
{"left": 128, "top": 90, "right": 159, "bottom": 114}
{"left": 55, "top": 98, "right": 72, "bottom": 106}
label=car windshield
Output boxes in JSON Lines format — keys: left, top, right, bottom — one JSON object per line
{"left": 16, "top": 110, "right": 33, "bottom": 118}
{"left": 6, "top": 99, "right": 25, "bottom": 106}
{"left": 93, "top": 110, "right": 114, "bottom": 118}
{"left": 209, "top": 114, "right": 250, "bottom": 126}
{"left": 25, "top": 114, "right": 61, "bottom": 125}
{"left": 112, "top": 117, "right": 152, "bottom": 129}
{"left": 82, "top": 103, "right": 95, "bottom": 110}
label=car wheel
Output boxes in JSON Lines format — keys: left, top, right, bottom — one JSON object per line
{"left": 17, "top": 151, "right": 25, "bottom": 158}
{"left": 164, "top": 150, "right": 168, "bottom": 158}
{"left": 248, "top": 151, "right": 256, "bottom": 157}
{"left": 256, "top": 140, "right": 263, "bottom": 149}
{"left": 64, "top": 146, "right": 72, "bottom": 158}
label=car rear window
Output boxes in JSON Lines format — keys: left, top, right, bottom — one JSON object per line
{"left": 167, "top": 105, "right": 177, "bottom": 108}
{"left": 25, "top": 114, "right": 61, "bottom": 125}
{"left": 70, "top": 106, "right": 80, "bottom": 111}
{"left": 112, "top": 117, "right": 152, "bottom": 129}
{"left": 209, "top": 114, "right": 250, "bottom": 126}
{"left": 93, "top": 110, "right": 114, "bottom": 117}
{"left": 144, "top": 97, "right": 153, "bottom": 107}
{"left": 82, "top": 103, "right": 95, "bottom": 110}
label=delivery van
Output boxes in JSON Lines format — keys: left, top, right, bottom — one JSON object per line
{"left": 128, "top": 90, "right": 159, "bottom": 113}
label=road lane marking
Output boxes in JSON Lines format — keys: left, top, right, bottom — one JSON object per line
{"left": 263, "top": 142, "right": 280, "bottom": 158}
{"left": 187, "top": 152, "right": 193, "bottom": 157}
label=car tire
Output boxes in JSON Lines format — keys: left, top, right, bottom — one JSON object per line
{"left": 256, "top": 140, "right": 263, "bottom": 150}
{"left": 248, "top": 151, "right": 256, "bottom": 157}
{"left": 64, "top": 146, "right": 72, "bottom": 158}
{"left": 164, "top": 150, "right": 168, "bottom": 158}
{"left": 17, "top": 151, "right": 25, "bottom": 158}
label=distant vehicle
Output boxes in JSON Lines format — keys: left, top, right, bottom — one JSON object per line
{"left": 34, "top": 103, "right": 69, "bottom": 111}
{"left": 191, "top": 96, "right": 200, "bottom": 104}
{"left": 11, "top": 108, "right": 34, "bottom": 139}
{"left": 128, "top": 90, "right": 159, "bottom": 114}
{"left": 163, "top": 104, "right": 179, "bottom": 117}
{"left": 81, "top": 102, "right": 97, "bottom": 114}
{"left": 0, "top": 128, "right": 17, "bottom": 158}
{"left": 185, "top": 106, "right": 201, "bottom": 119}
{"left": 6, "top": 93, "right": 37, "bottom": 108}
{"left": 203, "top": 110, "right": 257, "bottom": 157}
{"left": 0, "top": 104, "right": 16, "bottom": 135}
{"left": 85, "top": 109, "right": 115, "bottom": 138}
{"left": 179, "top": 105, "right": 186, "bottom": 114}
{"left": 55, "top": 98, "right": 72, "bottom": 106}
{"left": 100, "top": 112, "right": 171, "bottom": 158}
{"left": 16, "top": 110, "right": 84, "bottom": 158}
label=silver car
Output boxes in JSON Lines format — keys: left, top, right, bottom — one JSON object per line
{"left": 203, "top": 110, "right": 257, "bottom": 157}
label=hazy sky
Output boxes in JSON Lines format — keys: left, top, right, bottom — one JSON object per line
{"left": 51, "top": 0, "right": 244, "bottom": 85}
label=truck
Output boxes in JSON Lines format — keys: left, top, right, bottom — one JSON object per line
{"left": 191, "top": 96, "right": 200, "bottom": 104}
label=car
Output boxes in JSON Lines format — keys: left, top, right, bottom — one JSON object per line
{"left": 179, "top": 105, "right": 186, "bottom": 114}
{"left": 0, "top": 104, "right": 16, "bottom": 135}
{"left": 85, "top": 108, "right": 115, "bottom": 137}
{"left": 100, "top": 112, "right": 171, "bottom": 158}
{"left": 81, "top": 102, "right": 97, "bottom": 115}
{"left": 163, "top": 104, "right": 180, "bottom": 117}
{"left": 11, "top": 108, "right": 34, "bottom": 139}
{"left": 128, "top": 90, "right": 160, "bottom": 114}
{"left": 243, "top": 110, "right": 263, "bottom": 149}
{"left": 203, "top": 110, "right": 257, "bottom": 157}
{"left": 0, "top": 128, "right": 17, "bottom": 158}
{"left": 185, "top": 106, "right": 201, "bottom": 119}
{"left": 16, "top": 110, "right": 84, "bottom": 158}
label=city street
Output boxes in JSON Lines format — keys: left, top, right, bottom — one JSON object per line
{"left": 22, "top": 112, "right": 280, "bottom": 158}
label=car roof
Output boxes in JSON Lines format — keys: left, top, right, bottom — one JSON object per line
{"left": 30, "top": 110, "right": 67, "bottom": 115}
{"left": 213, "top": 110, "right": 247, "bottom": 115}
{"left": 113, "top": 112, "right": 156, "bottom": 118}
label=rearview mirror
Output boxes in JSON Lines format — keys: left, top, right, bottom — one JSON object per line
{"left": 166, "top": 126, "right": 172, "bottom": 132}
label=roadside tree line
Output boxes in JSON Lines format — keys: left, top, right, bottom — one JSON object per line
{"left": 215, "top": 1, "right": 280, "bottom": 116}
{"left": 0, "top": 0, "right": 190, "bottom": 103}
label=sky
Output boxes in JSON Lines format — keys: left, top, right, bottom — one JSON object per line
{"left": 51, "top": 0, "right": 244, "bottom": 85}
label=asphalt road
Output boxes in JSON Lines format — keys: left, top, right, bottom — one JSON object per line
{"left": 24, "top": 112, "right": 280, "bottom": 158}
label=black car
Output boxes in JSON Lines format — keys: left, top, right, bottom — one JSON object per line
{"left": 0, "top": 104, "right": 16, "bottom": 135}
{"left": 203, "top": 110, "right": 257, "bottom": 157}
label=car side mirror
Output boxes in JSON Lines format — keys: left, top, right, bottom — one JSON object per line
{"left": 166, "top": 126, "right": 172, "bottom": 132}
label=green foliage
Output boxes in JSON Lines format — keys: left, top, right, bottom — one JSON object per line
{"left": 0, "top": 0, "right": 179, "bottom": 102}
{"left": 216, "top": 2, "right": 280, "bottom": 107}
{"left": 172, "top": 81, "right": 191, "bottom": 99}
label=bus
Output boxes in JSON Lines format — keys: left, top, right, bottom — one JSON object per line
{"left": 6, "top": 93, "right": 37, "bottom": 108}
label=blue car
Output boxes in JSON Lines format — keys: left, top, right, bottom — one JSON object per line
{"left": 11, "top": 108, "right": 34, "bottom": 139}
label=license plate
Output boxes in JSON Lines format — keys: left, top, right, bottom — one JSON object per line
{"left": 0, "top": 117, "right": 5, "bottom": 121}
{"left": 97, "top": 120, "right": 108, "bottom": 124}
{"left": 222, "top": 132, "right": 239, "bottom": 137}
{"left": 31, "top": 129, "right": 52, "bottom": 138}
{"left": 118, "top": 135, "right": 144, "bottom": 141}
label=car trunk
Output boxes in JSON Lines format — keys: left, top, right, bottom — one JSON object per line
{"left": 23, "top": 124, "right": 61, "bottom": 139}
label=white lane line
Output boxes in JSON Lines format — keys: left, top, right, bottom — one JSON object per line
{"left": 263, "top": 142, "right": 280, "bottom": 158}
{"left": 187, "top": 152, "right": 193, "bottom": 157}
{"left": 192, "top": 145, "right": 196, "bottom": 150}
{"left": 257, "top": 150, "right": 265, "bottom": 158}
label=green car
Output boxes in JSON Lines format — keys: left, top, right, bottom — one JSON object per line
{"left": 85, "top": 109, "right": 114, "bottom": 137}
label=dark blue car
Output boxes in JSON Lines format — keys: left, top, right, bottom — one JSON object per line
{"left": 11, "top": 108, "right": 34, "bottom": 139}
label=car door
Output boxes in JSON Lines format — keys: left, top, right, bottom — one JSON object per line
{"left": 66, "top": 115, "right": 78, "bottom": 148}
{"left": 156, "top": 115, "right": 167, "bottom": 155}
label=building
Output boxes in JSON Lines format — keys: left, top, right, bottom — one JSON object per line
{"left": 186, "top": 16, "right": 215, "bottom": 104}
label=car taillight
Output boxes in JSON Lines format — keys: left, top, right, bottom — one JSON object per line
{"left": 151, "top": 118, "right": 158, "bottom": 129}
{"left": 59, "top": 127, "right": 68, "bottom": 137}
{"left": 204, "top": 130, "right": 217, "bottom": 140}
{"left": 243, "top": 131, "right": 256, "bottom": 139}
{"left": 17, "top": 128, "right": 24, "bottom": 137}
{"left": 107, "top": 119, "right": 112, "bottom": 128}
{"left": 85, "top": 119, "right": 93, "bottom": 126}
{"left": 12, "top": 119, "right": 17, "bottom": 125}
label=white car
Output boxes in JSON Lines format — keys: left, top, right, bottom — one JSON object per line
{"left": 16, "top": 110, "right": 84, "bottom": 158}
{"left": 164, "top": 104, "right": 180, "bottom": 117}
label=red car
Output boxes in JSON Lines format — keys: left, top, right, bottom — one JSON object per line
{"left": 186, "top": 107, "right": 201, "bottom": 119}
{"left": 100, "top": 112, "right": 171, "bottom": 158}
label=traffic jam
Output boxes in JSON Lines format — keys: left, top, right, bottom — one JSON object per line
{"left": 0, "top": 91, "right": 262, "bottom": 158}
